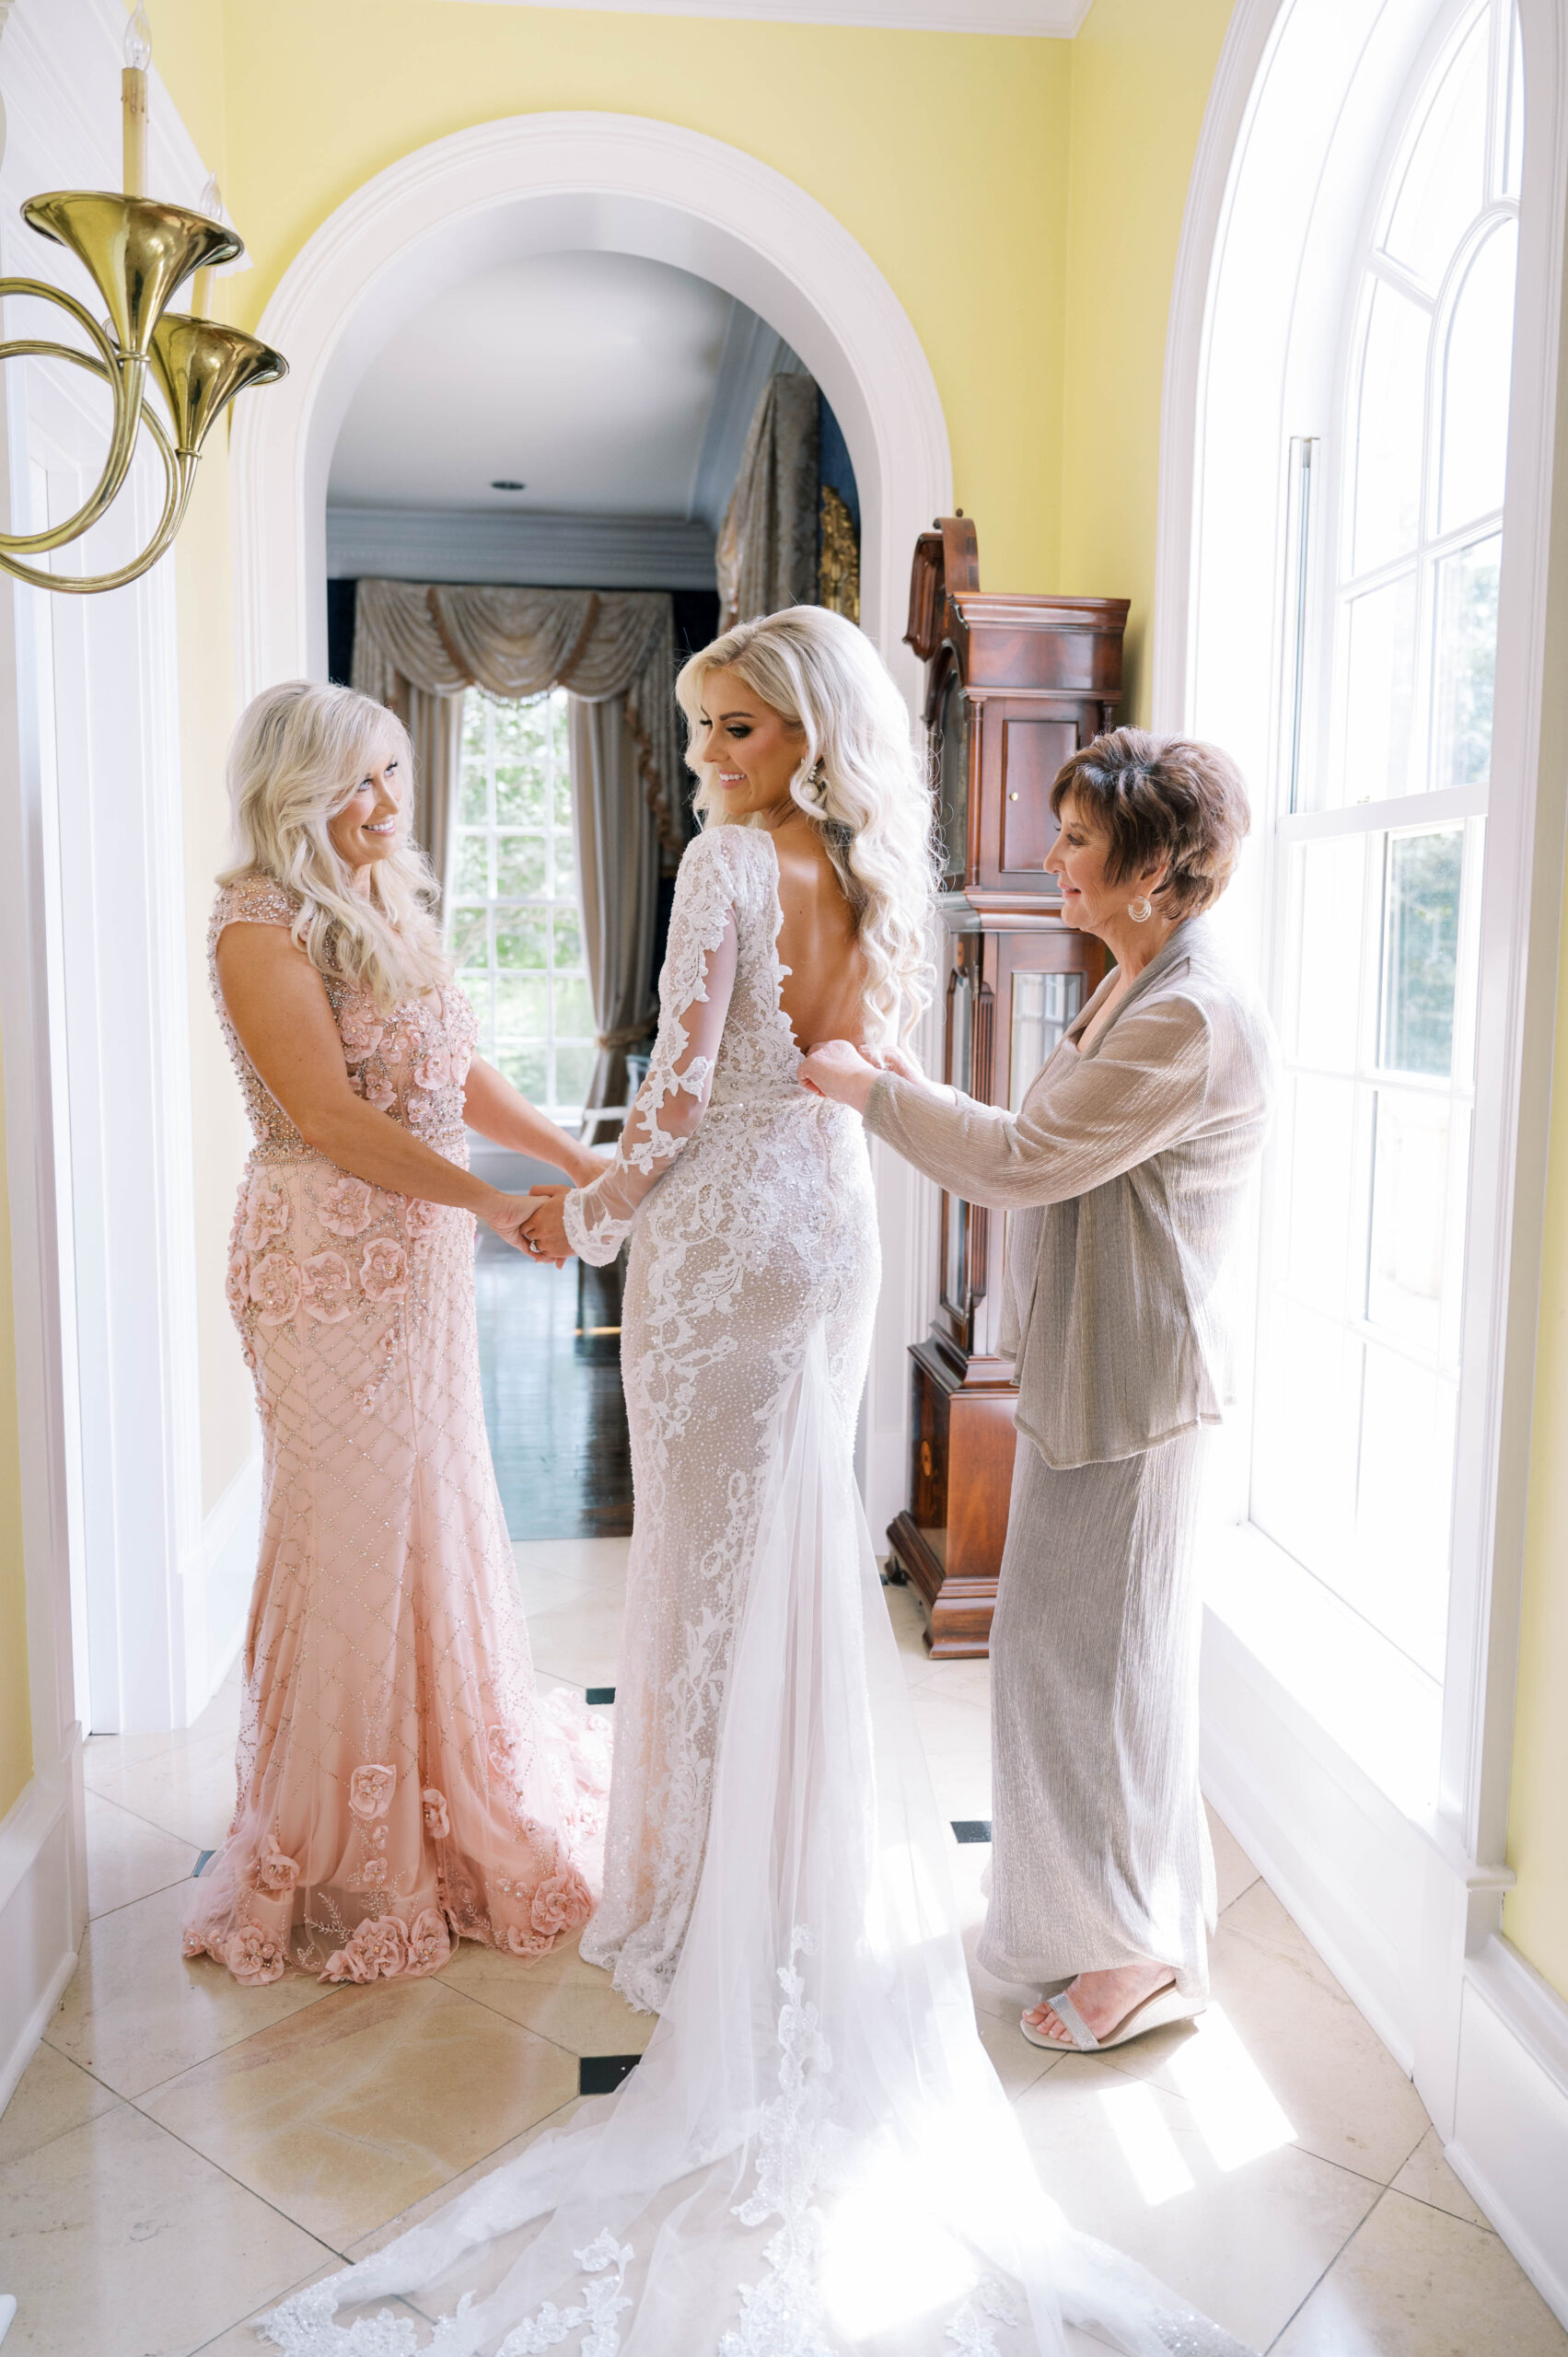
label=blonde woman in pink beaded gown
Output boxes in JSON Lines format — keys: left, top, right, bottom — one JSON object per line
{"left": 184, "top": 680, "right": 610, "bottom": 1989}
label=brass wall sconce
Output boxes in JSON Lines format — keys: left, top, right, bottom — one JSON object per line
{"left": 0, "top": 10, "right": 287, "bottom": 595}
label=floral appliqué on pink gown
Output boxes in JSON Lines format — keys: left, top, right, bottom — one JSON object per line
{"left": 184, "top": 873, "right": 609, "bottom": 1987}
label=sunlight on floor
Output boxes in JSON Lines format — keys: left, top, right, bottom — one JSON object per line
{"left": 1098, "top": 2080, "right": 1197, "bottom": 2207}
{"left": 1165, "top": 2005, "right": 1298, "bottom": 2174}
{"left": 1, "top": 1542, "right": 1563, "bottom": 2356}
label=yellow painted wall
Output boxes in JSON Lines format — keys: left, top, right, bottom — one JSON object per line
{"left": 144, "top": 0, "right": 1078, "bottom": 1518}
{"left": 198, "top": 1, "right": 1073, "bottom": 598}
{"left": 1060, "top": 0, "right": 1236, "bottom": 722}
{"left": 0, "top": 1036, "right": 33, "bottom": 1819}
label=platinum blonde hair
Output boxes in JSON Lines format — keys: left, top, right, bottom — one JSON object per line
{"left": 677, "top": 608, "right": 936, "bottom": 1046}
{"left": 219, "top": 680, "right": 449, "bottom": 1014}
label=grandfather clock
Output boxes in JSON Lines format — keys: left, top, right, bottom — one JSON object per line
{"left": 885, "top": 518, "right": 1128, "bottom": 1656}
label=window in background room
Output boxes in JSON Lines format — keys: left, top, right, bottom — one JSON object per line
{"left": 1250, "top": 0, "right": 1519, "bottom": 1681}
{"left": 446, "top": 688, "right": 595, "bottom": 1128}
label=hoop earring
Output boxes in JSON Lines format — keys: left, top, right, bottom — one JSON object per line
{"left": 1128, "top": 895, "right": 1153, "bottom": 923}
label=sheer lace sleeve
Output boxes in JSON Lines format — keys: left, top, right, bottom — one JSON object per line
{"left": 564, "top": 831, "right": 743, "bottom": 1267}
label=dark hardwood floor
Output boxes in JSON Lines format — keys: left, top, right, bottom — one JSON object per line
{"left": 474, "top": 1233, "right": 633, "bottom": 1538}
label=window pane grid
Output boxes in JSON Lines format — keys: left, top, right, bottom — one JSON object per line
{"left": 1257, "top": 77, "right": 1502, "bottom": 1702}
{"left": 446, "top": 688, "right": 594, "bottom": 1126}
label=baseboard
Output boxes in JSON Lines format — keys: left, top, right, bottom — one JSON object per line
{"left": 1200, "top": 1594, "right": 1568, "bottom": 2332}
{"left": 1446, "top": 1938, "right": 1568, "bottom": 2329}
{"left": 0, "top": 1741, "right": 83, "bottom": 2115}
{"left": 1199, "top": 1600, "right": 1424, "bottom": 2075}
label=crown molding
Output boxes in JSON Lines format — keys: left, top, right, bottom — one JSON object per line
{"left": 437, "top": 0, "right": 1092, "bottom": 33}
{"left": 326, "top": 504, "right": 718, "bottom": 588}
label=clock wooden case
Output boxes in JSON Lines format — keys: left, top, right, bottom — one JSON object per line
{"left": 885, "top": 518, "right": 1127, "bottom": 1656}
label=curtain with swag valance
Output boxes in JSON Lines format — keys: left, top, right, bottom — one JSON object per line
{"left": 352, "top": 581, "right": 684, "bottom": 1127}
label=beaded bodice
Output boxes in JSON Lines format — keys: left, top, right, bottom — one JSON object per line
{"left": 208, "top": 873, "right": 477, "bottom": 1165}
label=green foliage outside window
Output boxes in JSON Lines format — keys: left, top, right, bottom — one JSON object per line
{"left": 446, "top": 689, "right": 596, "bottom": 1120}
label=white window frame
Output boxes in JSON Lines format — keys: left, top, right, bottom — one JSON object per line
{"left": 447, "top": 685, "right": 595, "bottom": 1132}
{"left": 1154, "top": 0, "right": 1568, "bottom": 2238}
{"left": 1249, "top": 0, "right": 1517, "bottom": 1695}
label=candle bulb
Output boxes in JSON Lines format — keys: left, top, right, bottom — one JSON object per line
{"left": 122, "top": 7, "right": 152, "bottom": 198}
{"left": 191, "top": 174, "right": 222, "bottom": 319}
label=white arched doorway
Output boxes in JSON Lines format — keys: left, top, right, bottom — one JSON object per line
{"left": 231, "top": 109, "right": 954, "bottom": 1541}
{"left": 1152, "top": 0, "right": 1568, "bottom": 2315}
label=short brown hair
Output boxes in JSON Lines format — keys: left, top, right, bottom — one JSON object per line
{"left": 1049, "top": 726, "right": 1250, "bottom": 919}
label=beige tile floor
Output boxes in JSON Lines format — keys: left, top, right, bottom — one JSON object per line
{"left": 3, "top": 1539, "right": 1564, "bottom": 2357}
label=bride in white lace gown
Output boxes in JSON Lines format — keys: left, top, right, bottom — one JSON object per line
{"left": 263, "top": 611, "right": 1250, "bottom": 2357}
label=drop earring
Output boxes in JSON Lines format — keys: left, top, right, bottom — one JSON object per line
{"left": 1128, "top": 894, "right": 1153, "bottom": 923}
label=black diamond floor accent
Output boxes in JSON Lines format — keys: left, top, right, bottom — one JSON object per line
{"left": 579, "top": 2053, "right": 641, "bottom": 2096}
{"left": 192, "top": 1849, "right": 215, "bottom": 1876}
{"left": 586, "top": 1687, "right": 615, "bottom": 1706}
{"left": 951, "top": 1820, "right": 993, "bottom": 1844}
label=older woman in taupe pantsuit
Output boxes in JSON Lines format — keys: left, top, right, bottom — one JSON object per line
{"left": 803, "top": 727, "right": 1277, "bottom": 2056}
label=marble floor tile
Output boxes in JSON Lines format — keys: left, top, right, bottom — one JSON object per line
{"left": 0, "top": 2038, "right": 118, "bottom": 2168}
{"left": 975, "top": 2003, "right": 1061, "bottom": 2099}
{"left": 923, "top": 1653, "right": 993, "bottom": 1708}
{"left": 442, "top": 1930, "right": 655, "bottom": 2059}
{"left": 907, "top": 1685, "right": 992, "bottom": 1821}
{"left": 140, "top": 1977, "right": 579, "bottom": 2249}
{"left": 1207, "top": 1800, "right": 1260, "bottom": 1914}
{"left": 881, "top": 1580, "right": 938, "bottom": 1683}
{"left": 82, "top": 1719, "right": 240, "bottom": 1851}
{"left": 521, "top": 1596, "right": 627, "bottom": 1689}
{"left": 1271, "top": 2186, "right": 1568, "bottom": 2355}
{"left": 44, "top": 1877, "right": 331, "bottom": 2099}
{"left": 1103, "top": 1879, "right": 1432, "bottom": 2187}
{"left": 0, "top": 2098, "right": 332, "bottom": 2357}
{"left": 961, "top": 1918, "right": 1041, "bottom": 2026}
{"left": 513, "top": 1536, "right": 631, "bottom": 1607}
{"left": 341, "top": 2095, "right": 592, "bottom": 2263}
{"left": 84, "top": 1787, "right": 201, "bottom": 1920}
{"left": 1389, "top": 2124, "right": 1493, "bottom": 2230}
{"left": 1014, "top": 2051, "right": 1380, "bottom": 2353}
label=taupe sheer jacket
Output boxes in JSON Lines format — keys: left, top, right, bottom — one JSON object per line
{"left": 864, "top": 916, "right": 1278, "bottom": 1469}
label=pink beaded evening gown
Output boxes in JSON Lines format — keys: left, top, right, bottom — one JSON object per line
{"left": 184, "top": 872, "right": 609, "bottom": 1987}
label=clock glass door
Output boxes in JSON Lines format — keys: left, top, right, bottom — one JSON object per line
{"left": 940, "top": 957, "right": 974, "bottom": 1333}
{"left": 1009, "top": 970, "right": 1082, "bottom": 1108}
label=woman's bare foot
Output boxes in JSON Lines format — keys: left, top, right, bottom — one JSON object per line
{"left": 1023, "top": 1959, "right": 1176, "bottom": 2048}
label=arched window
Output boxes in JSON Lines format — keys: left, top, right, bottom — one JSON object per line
{"left": 1250, "top": 0, "right": 1522, "bottom": 1679}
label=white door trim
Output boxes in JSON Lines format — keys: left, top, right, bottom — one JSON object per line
{"left": 232, "top": 110, "right": 955, "bottom": 1538}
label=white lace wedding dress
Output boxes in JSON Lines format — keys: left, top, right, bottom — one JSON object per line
{"left": 262, "top": 824, "right": 1250, "bottom": 2357}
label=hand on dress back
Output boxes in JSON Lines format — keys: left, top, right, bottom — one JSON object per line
{"left": 798, "top": 1039, "right": 881, "bottom": 1113}
{"left": 523, "top": 1186, "right": 575, "bottom": 1266}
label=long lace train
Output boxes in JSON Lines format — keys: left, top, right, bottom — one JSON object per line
{"left": 261, "top": 1330, "right": 1252, "bottom": 2357}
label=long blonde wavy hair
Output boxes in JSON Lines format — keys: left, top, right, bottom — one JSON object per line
{"left": 677, "top": 608, "right": 936, "bottom": 1046}
{"left": 219, "top": 680, "right": 450, "bottom": 1013}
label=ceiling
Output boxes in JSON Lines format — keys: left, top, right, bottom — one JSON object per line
{"left": 328, "top": 250, "right": 781, "bottom": 524}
